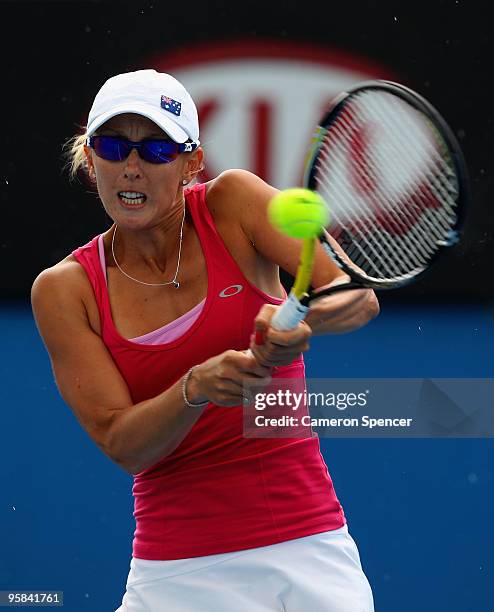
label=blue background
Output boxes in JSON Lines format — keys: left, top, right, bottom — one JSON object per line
{"left": 1, "top": 300, "right": 493, "bottom": 611}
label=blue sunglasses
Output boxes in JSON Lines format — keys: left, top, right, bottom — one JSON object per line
{"left": 87, "top": 135, "right": 198, "bottom": 164}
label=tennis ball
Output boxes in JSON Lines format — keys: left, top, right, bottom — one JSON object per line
{"left": 267, "top": 188, "right": 329, "bottom": 239}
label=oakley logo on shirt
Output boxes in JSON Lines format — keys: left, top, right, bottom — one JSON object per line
{"left": 219, "top": 284, "right": 244, "bottom": 298}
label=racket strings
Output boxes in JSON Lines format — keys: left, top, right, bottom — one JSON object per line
{"left": 315, "top": 117, "right": 419, "bottom": 278}
{"left": 340, "top": 94, "right": 456, "bottom": 247}
{"left": 316, "top": 145, "right": 426, "bottom": 278}
{"left": 362, "top": 92, "right": 458, "bottom": 234}
{"left": 365, "top": 94, "right": 459, "bottom": 236}
{"left": 314, "top": 90, "right": 459, "bottom": 282}
{"left": 316, "top": 117, "right": 434, "bottom": 276}
{"left": 316, "top": 138, "right": 431, "bottom": 278}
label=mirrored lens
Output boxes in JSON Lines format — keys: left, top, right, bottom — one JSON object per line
{"left": 140, "top": 141, "right": 180, "bottom": 164}
{"left": 92, "top": 136, "right": 131, "bottom": 161}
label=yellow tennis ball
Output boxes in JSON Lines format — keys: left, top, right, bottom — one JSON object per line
{"left": 268, "top": 188, "right": 329, "bottom": 239}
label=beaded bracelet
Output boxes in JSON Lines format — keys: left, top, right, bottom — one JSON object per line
{"left": 182, "top": 367, "right": 209, "bottom": 409}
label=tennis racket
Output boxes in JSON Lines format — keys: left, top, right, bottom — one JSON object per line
{"left": 270, "top": 79, "right": 468, "bottom": 331}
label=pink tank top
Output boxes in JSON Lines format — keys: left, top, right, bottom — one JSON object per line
{"left": 72, "top": 183, "right": 345, "bottom": 560}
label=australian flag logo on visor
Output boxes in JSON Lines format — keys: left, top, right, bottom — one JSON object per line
{"left": 161, "top": 95, "right": 182, "bottom": 116}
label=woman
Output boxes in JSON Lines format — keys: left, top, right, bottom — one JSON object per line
{"left": 31, "top": 69, "right": 379, "bottom": 611}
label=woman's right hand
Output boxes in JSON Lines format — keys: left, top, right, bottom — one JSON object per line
{"left": 186, "top": 350, "right": 272, "bottom": 407}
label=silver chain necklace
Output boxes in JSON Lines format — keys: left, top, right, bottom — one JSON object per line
{"left": 111, "top": 205, "right": 186, "bottom": 288}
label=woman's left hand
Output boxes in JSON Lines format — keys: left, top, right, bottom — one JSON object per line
{"left": 249, "top": 304, "right": 312, "bottom": 367}
{"left": 305, "top": 277, "right": 380, "bottom": 335}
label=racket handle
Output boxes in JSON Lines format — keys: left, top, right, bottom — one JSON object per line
{"left": 270, "top": 292, "right": 310, "bottom": 331}
{"left": 245, "top": 292, "right": 309, "bottom": 358}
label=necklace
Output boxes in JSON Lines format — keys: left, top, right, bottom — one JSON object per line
{"left": 111, "top": 205, "right": 186, "bottom": 288}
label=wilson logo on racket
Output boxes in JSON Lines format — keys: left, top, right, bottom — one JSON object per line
{"left": 333, "top": 104, "right": 454, "bottom": 237}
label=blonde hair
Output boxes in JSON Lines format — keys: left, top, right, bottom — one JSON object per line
{"left": 62, "top": 130, "right": 89, "bottom": 180}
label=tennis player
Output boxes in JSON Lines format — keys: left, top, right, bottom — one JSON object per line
{"left": 31, "top": 70, "right": 379, "bottom": 611}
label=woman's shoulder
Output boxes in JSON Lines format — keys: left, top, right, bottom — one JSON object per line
{"left": 31, "top": 254, "right": 93, "bottom": 310}
{"left": 33, "top": 253, "right": 87, "bottom": 282}
{"left": 205, "top": 169, "right": 277, "bottom": 231}
{"left": 206, "top": 168, "right": 270, "bottom": 201}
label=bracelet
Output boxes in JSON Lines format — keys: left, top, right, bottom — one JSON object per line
{"left": 182, "top": 367, "right": 209, "bottom": 409}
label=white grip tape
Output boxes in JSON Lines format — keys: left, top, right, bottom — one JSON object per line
{"left": 271, "top": 292, "right": 310, "bottom": 331}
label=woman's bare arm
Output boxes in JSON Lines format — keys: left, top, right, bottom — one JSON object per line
{"left": 31, "top": 264, "right": 269, "bottom": 475}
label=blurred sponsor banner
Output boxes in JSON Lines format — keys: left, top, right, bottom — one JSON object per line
{"left": 149, "top": 40, "right": 396, "bottom": 188}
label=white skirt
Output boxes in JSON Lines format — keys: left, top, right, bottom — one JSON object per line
{"left": 115, "top": 525, "right": 374, "bottom": 612}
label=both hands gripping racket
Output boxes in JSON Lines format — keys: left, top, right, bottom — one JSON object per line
{"left": 270, "top": 79, "right": 469, "bottom": 331}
